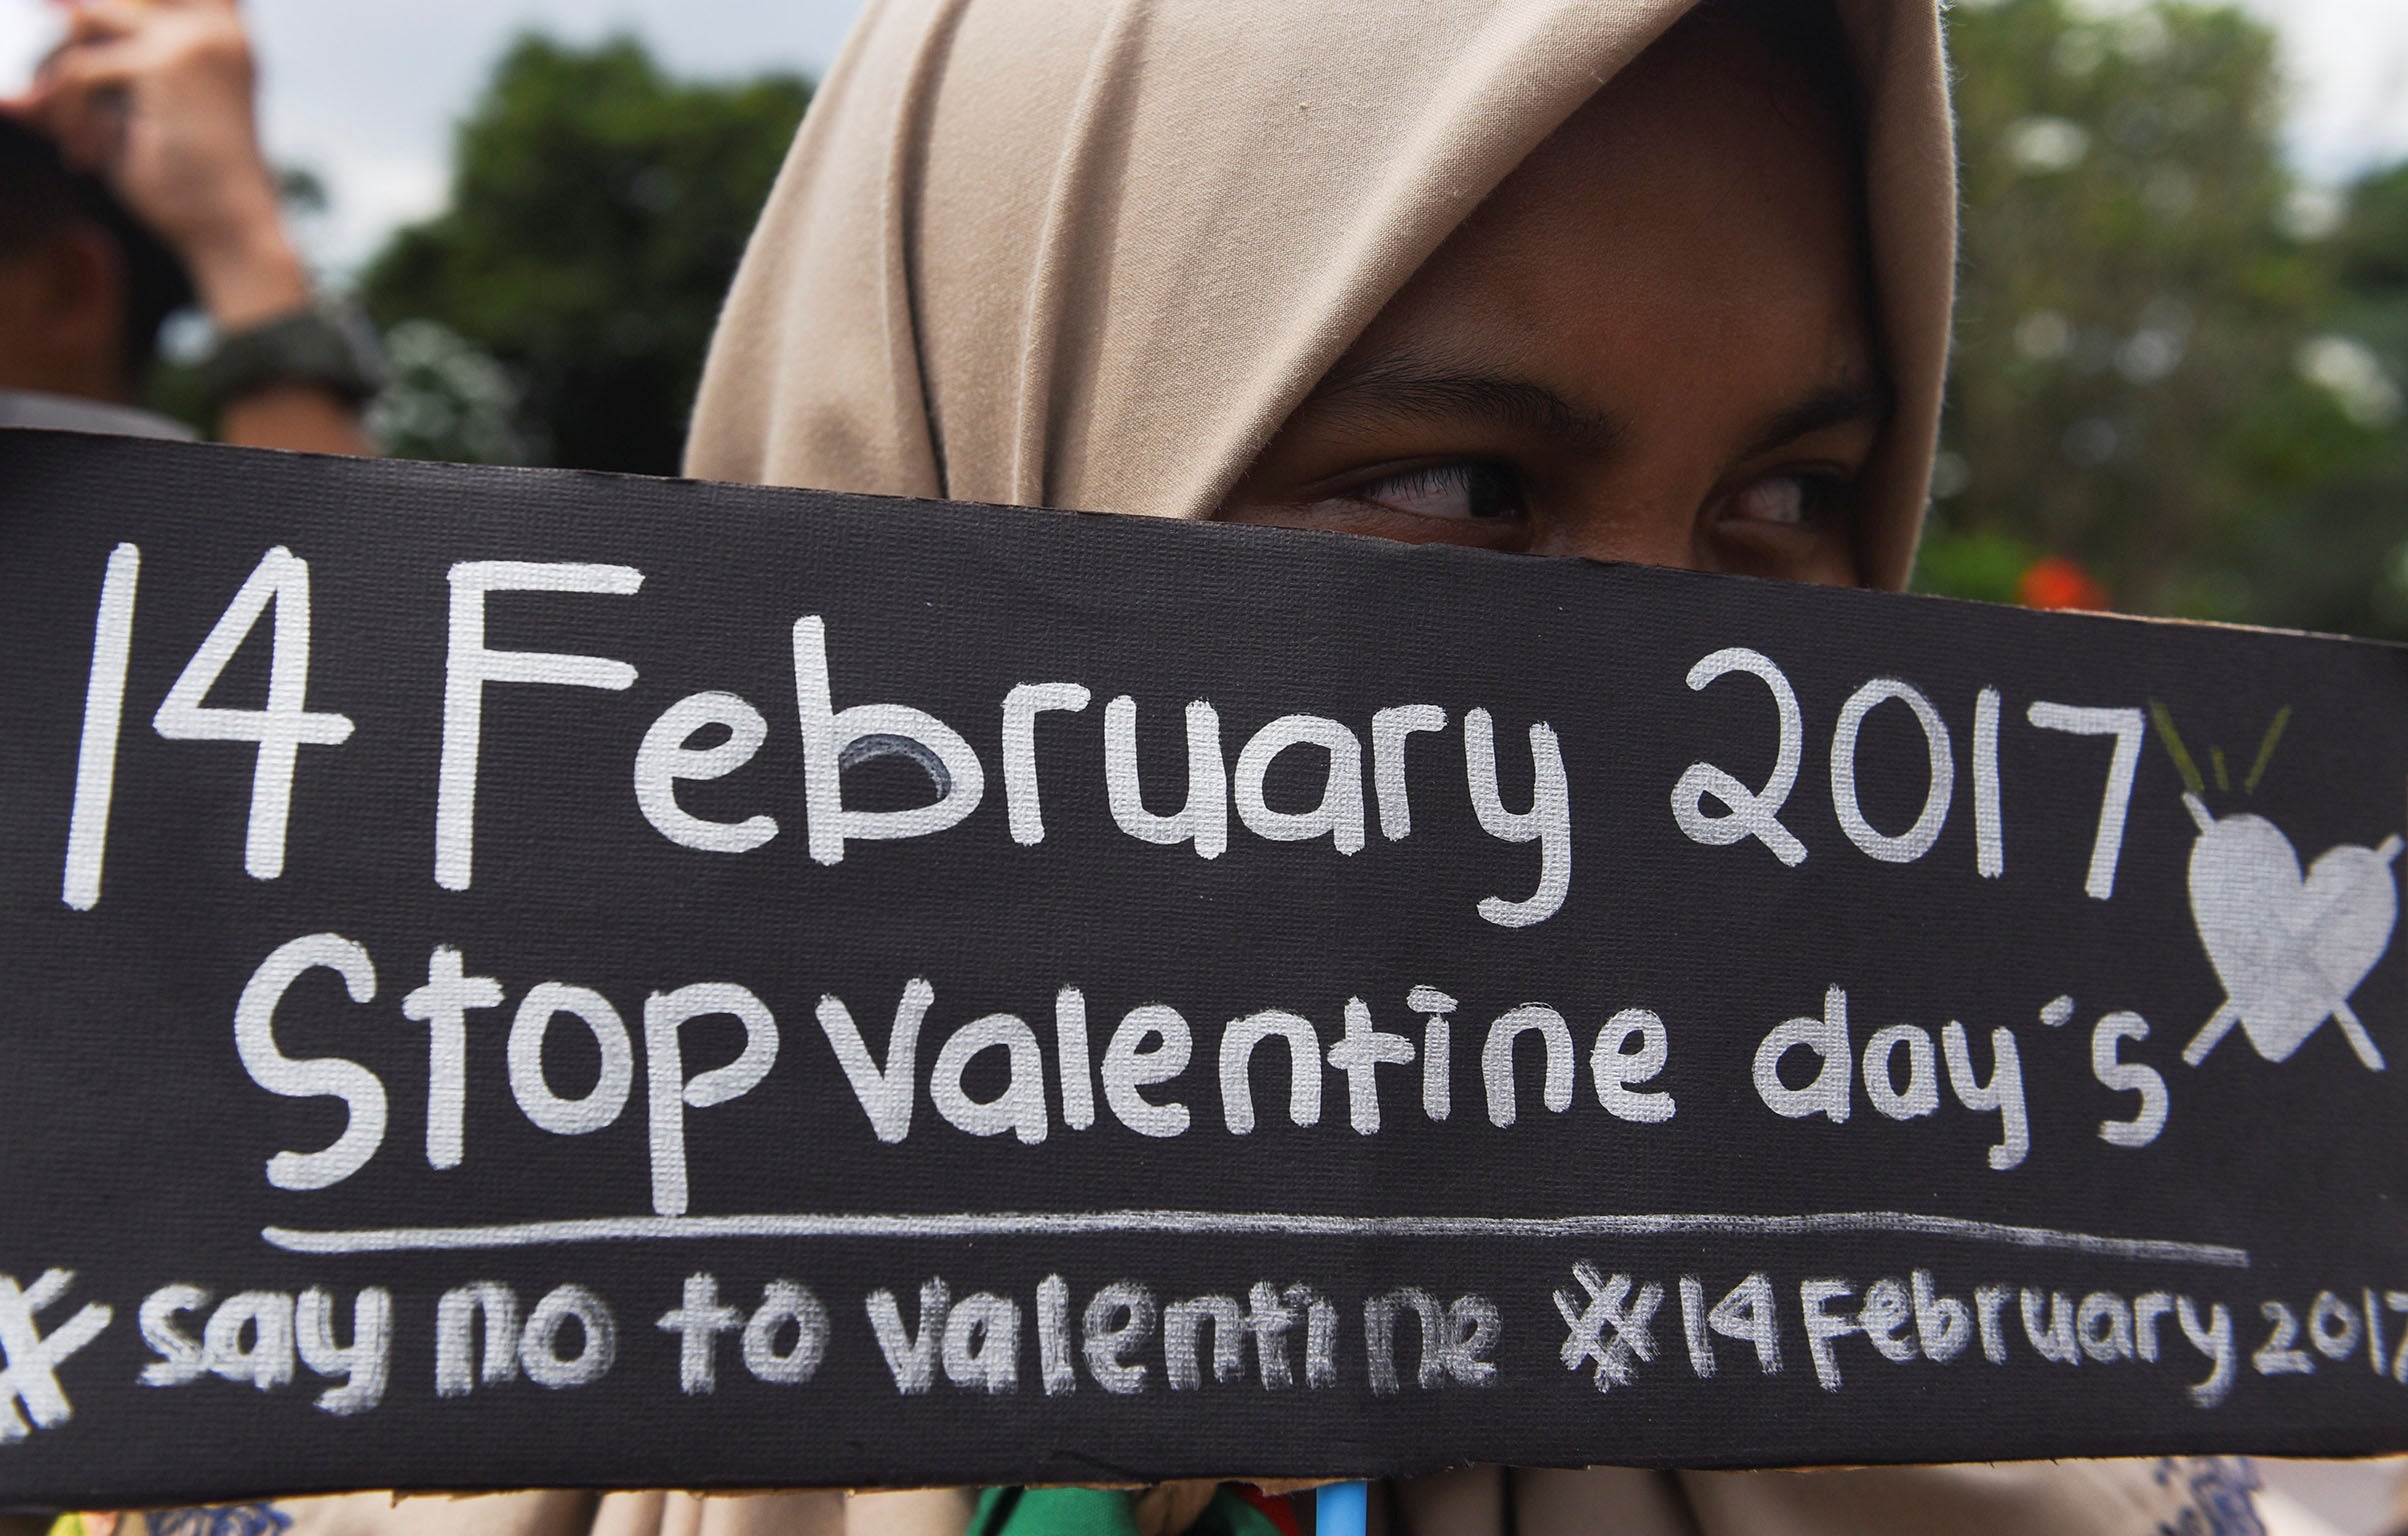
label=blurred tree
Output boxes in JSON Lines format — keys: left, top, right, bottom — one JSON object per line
{"left": 2335, "top": 161, "right": 2408, "bottom": 298}
{"left": 356, "top": 35, "right": 810, "bottom": 473}
{"left": 1923, "top": 0, "right": 2352, "bottom": 619}
{"left": 364, "top": 319, "right": 538, "bottom": 465}
{"left": 1922, "top": 0, "right": 2408, "bottom": 640}
{"left": 2253, "top": 163, "right": 2408, "bottom": 639}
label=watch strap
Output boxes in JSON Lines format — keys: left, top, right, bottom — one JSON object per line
{"left": 198, "top": 305, "right": 387, "bottom": 407}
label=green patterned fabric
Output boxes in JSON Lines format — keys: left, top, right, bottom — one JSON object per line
{"left": 967, "top": 1487, "right": 1285, "bottom": 1536}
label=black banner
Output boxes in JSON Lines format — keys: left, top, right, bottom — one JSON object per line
{"left": 2, "top": 429, "right": 2406, "bottom": 1507}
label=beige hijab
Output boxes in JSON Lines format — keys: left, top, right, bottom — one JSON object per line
{"left": 683, "top": 0, "right": 1954, "bottom": 591}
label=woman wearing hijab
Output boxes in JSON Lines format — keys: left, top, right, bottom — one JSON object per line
{"left": 75, "top": 0, "right": 2274, "bottom": 1531}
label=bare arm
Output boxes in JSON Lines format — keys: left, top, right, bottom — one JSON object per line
{"left": 21, "top": 0, "right": 373, "bottom": 455}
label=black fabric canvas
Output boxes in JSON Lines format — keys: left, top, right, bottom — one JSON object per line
{"left": 1, "top": 430, "right": 2404, "bottom": 1508}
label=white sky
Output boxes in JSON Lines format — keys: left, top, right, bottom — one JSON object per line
{"left": 3, "top": 0, "right": 2405, "bottom": 273}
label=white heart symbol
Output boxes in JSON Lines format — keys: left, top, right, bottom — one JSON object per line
{"left": 2186, "top": 807, "right": 2400, "bottom": 1066}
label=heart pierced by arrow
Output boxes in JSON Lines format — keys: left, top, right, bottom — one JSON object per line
{"left": 2182, "top": 793, "right": 2402, "bottom": 1071}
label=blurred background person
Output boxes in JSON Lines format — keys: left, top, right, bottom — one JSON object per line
{"left": 0, "top": 0, "right": 376, "bottom": 452}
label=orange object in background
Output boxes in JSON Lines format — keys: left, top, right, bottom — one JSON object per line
{"left": 2019, "top": 555, "right": 2110, "bottom": 612}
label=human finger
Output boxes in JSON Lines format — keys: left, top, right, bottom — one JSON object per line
{"left": 58, "top": 2, "right": 150, "bottom": 47}
{"left": 32, "top": 93, "right": 121, "bottom": 172}
{"left": 33, "top": 40, "right": 144, "bottom": 99}
{"left": 23, "top": 52, "right": 136, "bottom": 169}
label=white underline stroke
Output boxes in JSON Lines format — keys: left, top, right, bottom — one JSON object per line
{"left": 262, "top": 1209, "right": 2249, "bottom": 1268}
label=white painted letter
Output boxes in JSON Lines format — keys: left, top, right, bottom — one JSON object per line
{"left": 1104, "top": 698, "right": 1226, "bottom": 858}
{"left": 1800, "top": 1279, "right": 1857, "bottom": 1390}
{"left": 1002, "top": 683, "right": 1091, "bottom": 844}
{"left": 438, "top": 561, "right": 641, "bottom": 890}
{"left": 1220, "top": 1009, "right": 1322, "bottom": 1134}
{"left": 943, "top": 1294, "right": 1019, "bottom": 1393}
{"left": 434, "top": 1282, "right": 518, "bottom": 1396}
{"left": 816, "top": 979, "right": 932, "bottom": 1143}
{"left": 508, "top": 983, "right": 633, "bottom": 1137}
{"left": 1371, "top": 705, "right": 1447, "bottom": 838}
{"left": 2177, "top": 1297, "right": 2235, "bottom": 1407}
{"left": 1234, "top": 715, "right": 1365, "bottom": 854}
{"left": 2091, "top": 1011, "right": 2168, "bottom": 1148}
{"left": 204, "top": 1291, "right": 294, "bottom": 1389}
{"left": 867, "top": 1280, "right": 947, "bottom": 1394}
{"left": 234, "top": 933, "right": 383, "bottom": 1190}
{"left": 404, "top": 946, "right": 503, "bottom": 1168}
{"left": 1464, "top": 709, "right": 1571, "bottom": 926}
{"left": 743, "top": 1281, "right": 829, "bottom": 1385}
{"left": 1830, "top": 679, "right": 1952, "bottom": 864}
{"left": 1103, "top": 1005, "right": 1191, "bottom": 1138}
{"left": 2026, "top": 703, "right": 2144, "bottom": 900}
{"left": 656, "top": 1272, "right": 744, "bottom": 1395}
{"left": 1753, "top": 987, "right": 1851, "bottom": 1124}
{"left": 1482, "top": 1004, "right": 1573, "bottom": 1127}
{"left": 1911, "top": 1272, "right": 1971, "bottom": 1363}
{"left": 792, "top": 616, "right": 985, "bottom": 864}
{"left": 154, "top": 547, "right": 355, "bottom": 881}
{"left": 647, "top": 983, "right": 779, "bottom": 1216}
{"left": 1056, "top": 987, "right": 1095, "bottom": 1131}
{"left": 1973, "top": 687, "right": 2003, "bottom": 877}
{"left": 1327, "top": 997, "right": 1414, "bottom": 1133}
{"left": 1672, "top": 647, "right": 1805, "bottom": 865}
{"left": 297, "top": 1287, "right": 392, "bottom": 1415}
{"left": 1943, "top": 1022, "right": 2029, "bottom": 1170}
{"left": 1590, "top": 1008, "right": 1673, "bottom": 1123}
{"left": 933, "top": 1013, "right": 1050, "bottom": 1144}
{"left": 1082, "top": 1282, "right": 1154, "bottom": 1394}
{"left": 520, "top": 1284, "right": 615, "bottom": 1389}
{"left": 634, "top": 691, "right": 777, "bottom": 853}
{"left": 1862, "top": 1023, "right": 1939, "bottom": 1121}
{"left": 138, "top": 1284, "right": 209, "bottom": 1387}
{"left": 1408, "top": 986, "right": 1456, "bottom": 1121}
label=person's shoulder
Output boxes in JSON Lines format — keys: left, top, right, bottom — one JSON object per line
{"left": 0, "top": 389, "right": 197, "bottom": 442}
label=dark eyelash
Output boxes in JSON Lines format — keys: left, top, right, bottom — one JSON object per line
{"left": 1356, "top": 461, "right": 1525, "bottom": 520}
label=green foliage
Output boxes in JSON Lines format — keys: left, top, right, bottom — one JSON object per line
{"left": 365, "top": 319, "right": 537, "bottom": 465}
{"left": 356, "top": 35, "right": 810, "bottom": 473}
{"left": 2336, "top": 162, "right": 2408, "bottom": 297}
{"left": 1929, "top": 0, "right": 2308, "bottom": 610}
{"left": 1909, "top": 519, "right": 2035, "bottom": 607}
{"left": 1921, "top": 0, "right": 2408, "bottom": 640}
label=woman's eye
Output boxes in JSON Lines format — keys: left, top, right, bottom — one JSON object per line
{"left": 1352, "top": 462, "right": 1526, "bottom": 522}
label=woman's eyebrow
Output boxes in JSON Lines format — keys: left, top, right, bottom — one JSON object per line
{"left": 1736, "top": 381, "right": 1892, "bottom": 459}
{"left": 1307, "top": 358, "right": 1627, "bottom": 455}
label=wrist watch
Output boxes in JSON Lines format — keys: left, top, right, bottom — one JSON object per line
{"left": 198, "top": 303, "right": 388, "bottom": 408}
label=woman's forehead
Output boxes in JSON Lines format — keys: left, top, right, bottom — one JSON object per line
{"left": 1342, "top": 14, "right": 1876, "bottom": 412}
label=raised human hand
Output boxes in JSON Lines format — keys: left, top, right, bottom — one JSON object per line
{"left": 14, "top": 0, "right": 307, "bottom": 329}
